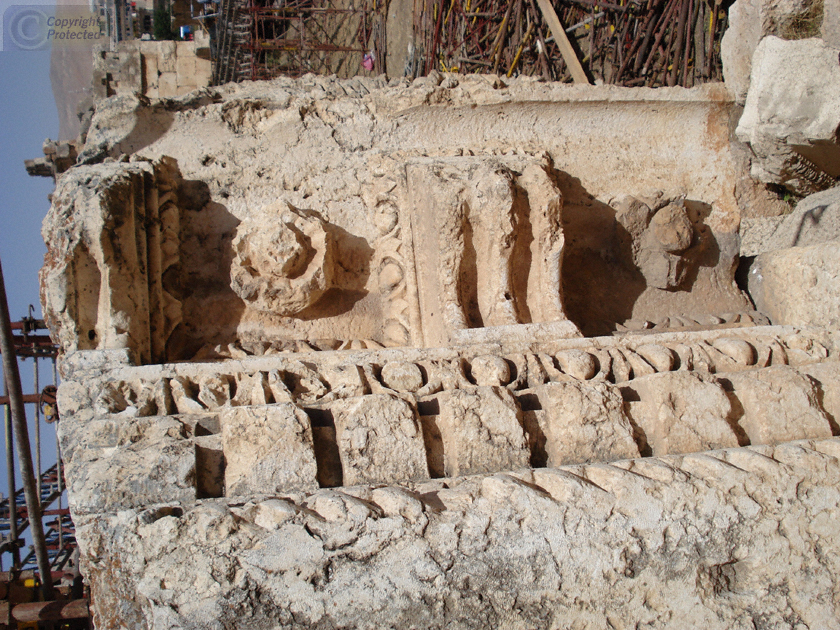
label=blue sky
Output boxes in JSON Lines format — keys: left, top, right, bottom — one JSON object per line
{"left": 0, "top": 47, "right": 57, "bottom": 320}
{"left": 0, "top": 44, "right": 62, "bottom": 566}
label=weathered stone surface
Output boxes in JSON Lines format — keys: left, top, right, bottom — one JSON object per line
{"left": 611, "top": 194, "right": 714, "bottom": 292}
{"left": 622, "top": 371, "right": 741, "bottom": 456}
{"left": 406, "top": 155, "right": 578, "bottom": 347}
{"left": 230, "top": 203, "right": 337, "bottom": 316}
{"left": 379, "top": 361, "right": 424, "bottom": 392}
{"left": 721, "top": 0, "right": 829, "bottom": 103}
{"left": 469, "top": 354, "right": 512, "bottom": 386}
{"left": 534, "top": 380, "right": 640, "bottom": 466}
{"left": 741, "top": 185, "right": 840, "bottom": 256}
{"left": 799, "top": 361, "right": 840, "bottom": 430}
{"left": 748, "top": 241, "right": 840, "bottom": 328}
{"left": 722, "top": 366, "right": 834, "bottom": 445}
{"left": 40, "top": 157, "right": 184, "bottom": 364}
{"left": 555, "top": 348, "right": 598, "bottom": 380}
{"left": 221, "top": 404, "right": 319, "bottom": 496}
{"left": 46, "top": 76, "right": 757, "bottom": 354}
{"left": 721, "top": 0, "right": 764, "bottom": 103}
{"left": 77, "top": 439, "right": 840, "bottom": 630}
{"left": 37, "top": 61, "right": 840, "bottom": 630}
{"left": 736, "top": 36, "right": 840, "bottom": 194}
{"left": 436, "top": 387, "right": 530, "bottom": 477}
{"left": 826, "top": 0, "right": 840, "bottom": 46}
{"left": 331, "top": 394, "right": 428, "bottom": 485}
{"left": 60, "top": 415, "right": 194, "bottom": 514}
{"left": 53, "top": 333, "right": 840, "bottom": 629}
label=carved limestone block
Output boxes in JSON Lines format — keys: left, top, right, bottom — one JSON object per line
{"left": 230, "top": 203, "right": 336, "bottom": 316}
{"left": 616, "top": 197, "right": 701, "bottom": 291}
{"left": 330, "top": 394, "right": 428, "bottom": 486}
{"left": 405, "top": 155, "right": 579, "bottom": 347}
{"left": 221, "top": 404, "right": 319, "bottom": 496}
{"left": 721, "top": 366, "right": 834, "bottom": 446}
{"left": 533, "top": 381, "right": 640, "bottom": 467}
{"left": 621, "top": 371, "right": 741, "bottom": 456}
{"left": 40, "top": 158, "right": 184, "bottom": 364}
{"left": 61, "top": 416, "right": 195, "bottom": 514}
{"left": 435, "top": 387, "right": 530, "bottom": 477}
{"left": 799, "top": 361, "right": 840, "bottom": 431}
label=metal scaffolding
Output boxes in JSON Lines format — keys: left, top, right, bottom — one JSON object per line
{"left": 0, "top": 260, "right": 88, "bottom": 625}
{"left": 210, "top": 0, "right": 386, "bottom": 84}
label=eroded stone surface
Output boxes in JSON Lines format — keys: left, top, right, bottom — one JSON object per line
{"left": 799, "top": 361, "right": 840, "bottom": 429}
{"left": 534, "top": 380, "right": 640, "bottom": 466}
{"left": 77, "top": 439, "right": 840, "bottom": 630}
{"left": 741, "top": 185, "right": 840, "bottom": 256}
{"left": 736, "top": 36, "right": 840, "bottom": 194}
{"left": 622, "top": 371, "right": 741, "bottom": 456}
{"left": 436, "top": 387, "right": 530, "bottom": 477}
{"left": 61, "top": 415, "right": 195, "bottom": 514}
{"left": 35, "top": 49, "right": 840, "bottom": 629}
{"left": 230, "top": 203, "right": 337, "bottom": 316}
{"left": 221, "top": 404, "right": 319, "bottom": 496}
{"left": 748, "top": 241, "right": 840, "bottom": 329}
{"left": 331, "top": 394, "right": 428, "bottom": 485}
{"left": 722, "top": 366, "right": 834, "bottom": 446}
{"left": 40, "top": 76, "right": 762, "bottom": 360}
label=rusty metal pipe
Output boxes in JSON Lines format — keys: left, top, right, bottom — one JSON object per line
{"left": 33, "top": 359, "right": 41, "bottom": 501}
{"left": 53, "top": 356, "right": 63, "bottom": 552}
{"left": 0, "top": 393, "right": 43, "bottom": 406}
{"left": 0, "top": 257, "right": 53, "bottom": 599}
{"left": 3, "top": 386, "right": 18, "bottom": 568}
{"left": 12, "top": 599, "right": 89, "bottom": 623}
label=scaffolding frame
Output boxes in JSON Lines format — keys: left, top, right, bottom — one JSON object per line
{"left": 0, "top": 313, "right": 70, "bottom": 573}
{"left": 0, "top": 264, "right": 86, "bottom": 622}
{"left": 211, "top": 0, "right": 385, "bottom": 84}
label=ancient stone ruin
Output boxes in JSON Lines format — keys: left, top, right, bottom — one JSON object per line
{"left": 35, "top": 4, "right": 840, "bottom": 628}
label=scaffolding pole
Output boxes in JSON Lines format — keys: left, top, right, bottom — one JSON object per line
{"left": 0, "top": 257, "right": 53, "bottom": 600}
{"left": 3, "top": 387, "right": 18, "bottom": 567}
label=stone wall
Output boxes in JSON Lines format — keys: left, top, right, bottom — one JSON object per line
{"left": 93, "top": 32, "right": 213, "bottom": 100}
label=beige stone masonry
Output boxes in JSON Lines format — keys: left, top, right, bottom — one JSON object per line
{"left": 330, "top": 394, "right": 428, "bottom": 485}
{"left": 221, "top": 404, "right": 319, "bottom": 496}
{"left": 41, "top": 62, "right": 840, "bottom": 627}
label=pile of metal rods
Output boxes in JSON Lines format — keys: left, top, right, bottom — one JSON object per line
{"left": 412, "top": 0, "right": 728, "bottom": 86}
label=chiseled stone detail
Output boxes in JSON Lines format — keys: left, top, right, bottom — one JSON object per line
{"left": 64, "top": 326, "right": 840, "bottom": 417}
{"left": 221, "top": 404, "right": 319, "bottom": 496}
{"left": 230, "top": 203, "right": 337, "bottom": 316}
{"left": 330, "top": 394, "right": 428, "bottom": 485}
{"left": 435, "top": 386, "right": 530, "bottom": 477}
{"left": 38, "top": 57, "right": 840, "bottom": 629}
